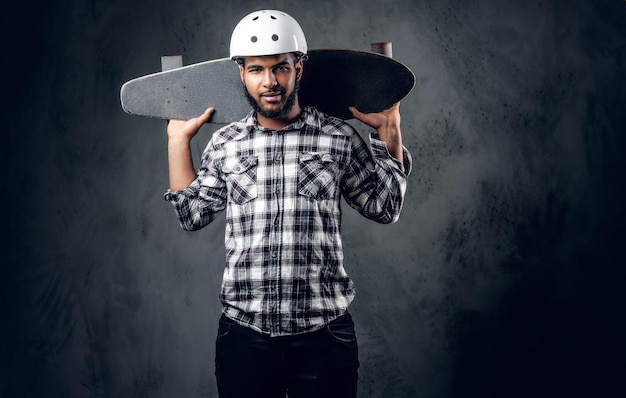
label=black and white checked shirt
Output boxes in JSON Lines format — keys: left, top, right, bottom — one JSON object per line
{"left": 165, "top": 106, "right": 411, "bottom": 336}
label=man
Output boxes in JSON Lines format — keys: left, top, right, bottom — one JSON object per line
{"left": 164, "top": 9, "right": 411, "bottom": 398}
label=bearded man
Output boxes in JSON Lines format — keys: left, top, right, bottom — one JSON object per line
{"left": 164, "top": 9, "right": 412, "bottom": 398}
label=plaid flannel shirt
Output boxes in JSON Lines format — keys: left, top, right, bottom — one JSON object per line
{"left": 165, "top": 106, "right": 411, "bottom": 336}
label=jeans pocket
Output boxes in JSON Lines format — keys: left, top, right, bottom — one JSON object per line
{"left": 326, "top": 313, "right": 357, "bottom": 344}
{"left": 216, "top": 315, "right": 234, "bottom": 339}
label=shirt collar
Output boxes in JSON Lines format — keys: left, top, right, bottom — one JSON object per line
{"left": 245, "top": 106, "right": 319, "bottom": 133}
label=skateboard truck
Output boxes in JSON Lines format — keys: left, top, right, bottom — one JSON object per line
{"left": 161, "top": 55, "right": 183, "bottom": 72}
{"left": 370, "top": 42, "right": 392, "bottom": 57}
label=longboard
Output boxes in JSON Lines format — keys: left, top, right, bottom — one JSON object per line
{"left": 120, "top": 49, "right": 415, "bottom": 123}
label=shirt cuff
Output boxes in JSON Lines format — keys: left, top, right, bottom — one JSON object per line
{"left": 369, "top": 133, "right": 412, "bottom": 176}
{"left": 163, "top": 188, "right": 189, "bottom": 202}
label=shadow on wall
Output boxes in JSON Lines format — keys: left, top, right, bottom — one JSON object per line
{"left": 452, "top": 190, "right": 625, "bottom": 397}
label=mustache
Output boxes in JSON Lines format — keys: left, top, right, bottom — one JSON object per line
{"left": 242, "top": 81, "right": 300, "bottom": 119}
{"left": 260, "top": 89, "right": 286, "bottom": 96}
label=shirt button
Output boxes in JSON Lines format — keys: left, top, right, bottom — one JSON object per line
{"left": 271, "top": 251, "right": 277, "bottom": 258}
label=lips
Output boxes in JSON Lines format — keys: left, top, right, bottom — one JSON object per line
{"left": 261, "top": 91, "right": 284, "bottom": 103}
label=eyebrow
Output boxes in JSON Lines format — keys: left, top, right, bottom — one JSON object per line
{"left": 246, "top": 59, "right": 292, "bottom": 71}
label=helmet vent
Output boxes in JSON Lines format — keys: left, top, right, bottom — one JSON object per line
{"left": 251, "top": 36, "right": 258, "bottom": 43}
{"left": 272, "top": 34, "right": 279, "bottom": 41}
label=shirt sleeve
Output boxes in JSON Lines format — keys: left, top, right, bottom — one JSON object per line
{"left": 163, "top": 140, "right": 228, "bottom": 231}
{"left": 341, "top": 131, "right": 412, "bottom": 224}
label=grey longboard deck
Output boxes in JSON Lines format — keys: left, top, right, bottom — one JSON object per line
{"left": 120, "top": 49, "right": 415, "bottom": 123}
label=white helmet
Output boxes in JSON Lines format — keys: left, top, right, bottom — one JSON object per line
{"left": 229, "top": 10, "right": 308, "bottom": 60}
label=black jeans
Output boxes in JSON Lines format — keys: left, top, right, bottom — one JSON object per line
{"left": 215, "top": 313, "right": 359, "bottom": 398}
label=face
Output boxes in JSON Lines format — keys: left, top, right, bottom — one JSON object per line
{"left": 240, "top": 53, "right": 303, "bottom": 120}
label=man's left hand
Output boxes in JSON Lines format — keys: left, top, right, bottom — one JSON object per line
{"left": 349, "top": 103, "right": 403, "bottom": 163}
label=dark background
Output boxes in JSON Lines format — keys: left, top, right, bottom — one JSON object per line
{"left": 2, "top": 0, "right": 625, "bottom": 397}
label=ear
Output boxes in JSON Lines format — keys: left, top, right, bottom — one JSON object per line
{"left": 295, "top": 59, "right": 304, "bottom": 82}
{"left": 239, "top": 64, "right": 245, "bottom": 83}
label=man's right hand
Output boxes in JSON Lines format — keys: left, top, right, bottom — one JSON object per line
{"left": 167, "top": 107, "right": 215, "bottom": 191}
{"left": 167, "top": 107, "right": 215, "bottom": 141}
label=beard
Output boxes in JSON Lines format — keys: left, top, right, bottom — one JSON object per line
{"left": 244, "top": 81, "right": 300, "bottom": 120}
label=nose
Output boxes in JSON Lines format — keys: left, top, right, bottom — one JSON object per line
{"left": 262, "top": 69, "right": 278, "bottom": 87}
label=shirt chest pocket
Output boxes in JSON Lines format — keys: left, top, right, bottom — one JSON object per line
{"left": 222, "top": 155, "right": 258, "bottom": 204}
{"left": 298, "top": 152, "right": 338, "bottom": 200}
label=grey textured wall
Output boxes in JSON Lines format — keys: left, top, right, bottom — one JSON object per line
{"left": 2, "top": 0, "right": 625, "bottom": 397}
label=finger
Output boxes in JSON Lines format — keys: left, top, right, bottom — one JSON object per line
{"left": 349, "top": 106, "right": 383, "bottom": 129}
{"left": 348, "top": 106, "right": 362, "bottom": 118}
{"left": 197, "top": 107, "right": 215, "bottom": 124}
{"left": 349, "top": 106, "right": 371, "bottom": 124}
{"left": 378, "top": 102, "right": 400, "bottom": 115}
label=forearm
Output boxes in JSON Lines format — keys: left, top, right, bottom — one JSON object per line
{"left": 168, "top": 136, "right": 197, "bottom": 191}
{"left": 166, "top": 107, "right": 214, "bottom": 191}
{"left": 343, "top": 132, "right": 411, "bottom": 224}
{"left": 377, "top": 125, "right": 403, "bottom": 163}
{"left": 164, "top": 139, "right": 227, "bottom": 231}
{"left": 348, "top": 103, "right": 403, "bottom": 162}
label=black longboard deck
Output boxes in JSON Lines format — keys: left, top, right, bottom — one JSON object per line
{"left": 120, "top": 49, "right": 415, "bottom": 123}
